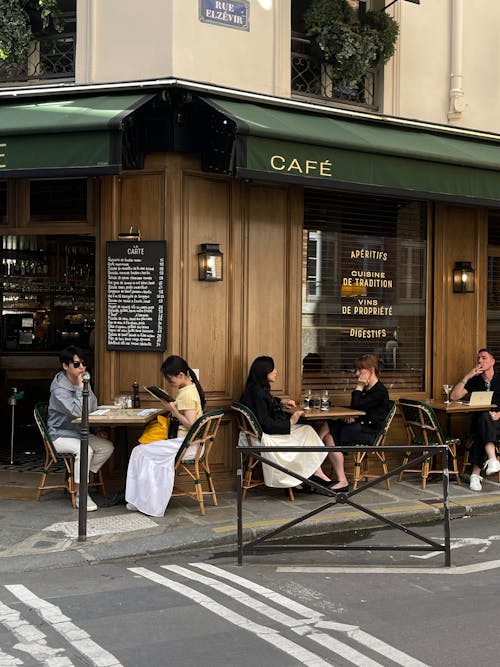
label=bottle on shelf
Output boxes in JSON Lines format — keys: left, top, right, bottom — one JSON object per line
{"left": 132, "top": 382, "right": 141, "bottom": 408}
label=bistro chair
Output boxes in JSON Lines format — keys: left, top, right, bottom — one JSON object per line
{"left": 172, "top": 408, "right": 224, "bottom": 515}
{"left": 398, "top": 398, "right": 461, "bottom": 489}
{"left": 231, "top": 401, "right": 295, "bottom": 502}
{"left": 34, "top": 401, "right": 76, "bottom": 507}
{"left": 352, "top": 401, "right": 397, "bottom": 490}
{"left": 34, "top": 401, "right": 107, "bottom": 507}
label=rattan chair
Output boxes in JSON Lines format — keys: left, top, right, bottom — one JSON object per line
{"left": 34, "top": 401, "right": 107, "bottom": 506}
{"left": 398, "top": 398, "right": 461, "bottom": 488}
{"left": 34, "top": 401, "right": 77, "bottom": 507}
{"left": 231, "top": 401, "right": 295, "bottom": 501}
{"left": 172, "top": 408, "right": 224, "bottom": 515}
{"left": 352, "top": 401, "right": 397, "bottom": 489}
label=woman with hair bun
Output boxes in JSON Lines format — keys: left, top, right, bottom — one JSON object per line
{"left": 125, "top": 355, "right": 205, "bottom": 516}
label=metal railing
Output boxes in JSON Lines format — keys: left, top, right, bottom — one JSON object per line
{"left": 236, "top": 444, "right": 451, "bottom": 566}
{"left": 291, "top": 34, "right": 378, "bottom": 109}
{"left": 0, "top": 13, "right": 75, "bottom": 84}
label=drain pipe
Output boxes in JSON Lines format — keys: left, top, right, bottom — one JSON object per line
{"left": 448, "top": 0, "right": 465, "bottom": 122}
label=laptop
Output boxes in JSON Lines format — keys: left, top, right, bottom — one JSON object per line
{"left": 460, "top": 391, "right": 494, "bottom": 406}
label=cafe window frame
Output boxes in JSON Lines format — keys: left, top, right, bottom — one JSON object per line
{"left": 27, "top": 177, "right": 94, "bottom": 224}
{"left": 301, "top": 190, "right": 428, "bottom": 394}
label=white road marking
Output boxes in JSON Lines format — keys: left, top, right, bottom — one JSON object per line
{"left": 191, "top": 562, "right": 323, "bottom": 619}
{"left": 0, "top": 598, "right": 74, "bottom": 666}
{"left": 5, "top": 586, "right": 123, "bottom": 667}
{"left": 410, "top": 535, "right": 500, "bottom": 559}
{"left": 277, "top": 558, "right": 500, "bottom": 574}
{"left": 129, "top": 566, "right": 333, "bottom": 667}
{"left": 189, "top": 563, "right": 428, "bottom": 667}
{"left": 0, "top": 647, "right": 23, "bottom": 665}
{"left": 164, "top": 565, "right": 383, "bottom": 667}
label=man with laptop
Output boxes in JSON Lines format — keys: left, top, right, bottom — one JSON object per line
{"left": 450, "top": 348, "right": 500, "bottom": 491}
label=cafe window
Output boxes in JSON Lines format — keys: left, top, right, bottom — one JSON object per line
{"left": 302, "top": 190, "right": 427, "bottom": 393}
{"left": 1, "top": 234, "right": 95, "bottom": 352}
{"left": 0, "top": 182, "right": 6, "bottom": 224}
{"left": 487, "top": 215, "right": 500, "bottom": 358}
{"left": 29, "top": 179, "right": 87, "bottom": 222}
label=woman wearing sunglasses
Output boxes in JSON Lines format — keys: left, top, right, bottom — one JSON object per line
{"left": 48, "top": 345, "right": 114, "bottom": 511}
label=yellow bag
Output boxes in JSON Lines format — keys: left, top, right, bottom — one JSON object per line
{"left": 138, "top": 415, "right": 170, "bottom": 444}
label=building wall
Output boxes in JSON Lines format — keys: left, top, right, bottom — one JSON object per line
{"left": 76, "top": 0, "right": 291, "bottom": 97}
{"left": 75, "top": 1, "right": 500, "bottom": 134}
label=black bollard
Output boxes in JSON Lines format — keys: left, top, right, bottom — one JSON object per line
{"left": 78, "top": 371, "right": 91, "bottom": 541}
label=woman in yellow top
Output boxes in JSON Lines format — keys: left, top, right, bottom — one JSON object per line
{"left": 125, "top": 355, "right": 204, "bottom": 516}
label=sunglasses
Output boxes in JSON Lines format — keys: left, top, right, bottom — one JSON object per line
{"left": 71, "top": 360, "right": 86, "bottom": 368}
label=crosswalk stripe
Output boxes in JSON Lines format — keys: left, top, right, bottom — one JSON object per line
{"left": 191, "top": 562, "right": 324, "bottom": 619}
{"left": 0, "top": 598, "right": 74, "bottom": 666}
{"left": 129, "top": 566, "right": 332, "bottom": 667}
{"left": 165, "top": 565, "right": 385, "bottom": 667}
{"left": 0, "top": 647, "right": 23, "bottom": 666}
{"left": 189, "top": 563, "right": 430, "bottom": 667}
{"left": 5, "top": 586, "right": 123, "bottom": 667}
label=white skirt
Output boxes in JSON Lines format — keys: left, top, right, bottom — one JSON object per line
{"left": 125, "top": 437, "right": 197, "bottom": 517}
{"left": 239, "top": 423, "right": 327, "bottom": 488}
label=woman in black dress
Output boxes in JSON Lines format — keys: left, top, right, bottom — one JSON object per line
{"left": 240, "top": 356, "right": 331, "bottom": 490}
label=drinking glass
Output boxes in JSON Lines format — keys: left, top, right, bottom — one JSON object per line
{"left": 301, "top": 389, "right": 312, "bottom": 410}
{"left": 443, "top": 384, "right": 453, "bottom": 404}
{"left": 312, "top": 393, "right": 321, "bottom": 410}
{"left": 114, "top": 395, "right": 127, "bottom": 410}
{"left": 320, "top": 389, "right": 330, "bottom": 411}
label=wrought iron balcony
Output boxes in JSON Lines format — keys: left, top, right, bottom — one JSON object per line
{"left": 0, "top": 12, "right": 75, "bottom": 85}
{"left": 291, "top": 34, "right": 379, "bottom": 109}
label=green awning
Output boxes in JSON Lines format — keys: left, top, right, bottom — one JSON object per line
{"left": 202, "top": 97, "right": 500, "bottom": 205}
{"left": 0, "top": 93, "right": 155, "bottom": 178}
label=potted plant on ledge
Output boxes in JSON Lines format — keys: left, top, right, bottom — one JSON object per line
{"left": 304, "top": 0, "right": 399, "bottom": 92}
{"left": 0, "top": 0, "right": 63, "bottom": 70}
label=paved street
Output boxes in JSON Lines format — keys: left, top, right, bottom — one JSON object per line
{"left": 2, "top": 512, "right": 500, "bottom": 666}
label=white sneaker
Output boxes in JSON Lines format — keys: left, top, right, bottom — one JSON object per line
{"left": 484, "top": 458, "right": 500, "bottom": 476}
{"left": 470, "top": 474, "right": 483, "bottom": 492}
{"left": 126, "top": 503, "right": 138, "bottom": 512}
{"left": 75, "top": 494, "right": 98, "bottom": 511}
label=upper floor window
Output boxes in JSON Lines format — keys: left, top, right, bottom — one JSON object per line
{"left": 291, "top": 0, "right": 396, "bottom": 110}
{"left": 0, "top": 1, "right": 75, "bottom": 85}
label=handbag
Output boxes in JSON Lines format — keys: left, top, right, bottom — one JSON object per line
{"left": 138, "top": 414, "right": 170, "bottom": 444}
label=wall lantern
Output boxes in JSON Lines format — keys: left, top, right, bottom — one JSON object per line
{"left": 453, "top": 261, "right": 475, "bottom": 293}
{"left": 118, "top": 226, "right": 141, "bottom": 241}
{"left": 198, "top": 243, "right": 223, "bottom": 281}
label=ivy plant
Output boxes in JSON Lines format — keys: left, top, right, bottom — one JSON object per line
{"left": 0, "top": 0, "right": 63, "bottom": 66}
{"left": 304, "top": 0, "right": 399, "bottom": 86}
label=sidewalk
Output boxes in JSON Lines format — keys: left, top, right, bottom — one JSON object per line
{"left": 2, "top": 467, "right": 500, "bottom": 574}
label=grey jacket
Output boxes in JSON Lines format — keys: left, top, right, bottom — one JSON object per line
{"left": 47, "top": 371, "right": 98, "bottom": 439}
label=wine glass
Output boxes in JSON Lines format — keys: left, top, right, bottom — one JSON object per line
{"left": 443, "top": 384, "right": 452, "bottom": 404}
{"left": 301, "top": 389, "right": 312, "bottom": 410}
{"left": 320, "top": 389, "right": 330, "bottom": 411}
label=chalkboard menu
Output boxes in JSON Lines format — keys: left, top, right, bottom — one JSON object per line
{"left": 106, "top": 241, "right": 166, "bottom": 351}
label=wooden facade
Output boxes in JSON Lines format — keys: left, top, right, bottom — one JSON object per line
{"left": 1, "top": 148, "right": 490, "bottom": 480}
{"left": 88, "top": 153, "right": 490, "bottom": 481}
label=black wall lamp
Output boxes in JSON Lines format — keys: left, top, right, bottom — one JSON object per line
{"left": 118, "top": 226, "right": 141, "bottom": 241}
{"left": 198, "top": 243, "right": 223, "bottom": 281}
{"left": 453, "top": 261, "right": 475, "bottom": 293}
